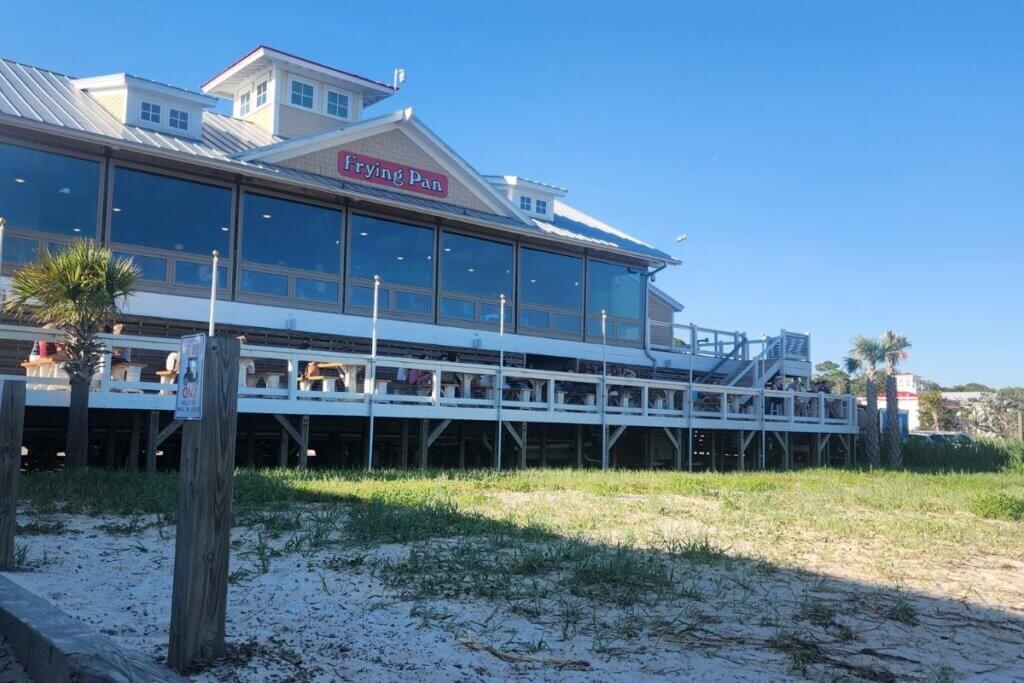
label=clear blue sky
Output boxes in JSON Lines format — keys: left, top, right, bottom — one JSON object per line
{"left": 3, "top": 2, "right": 1021, "bottom": 387}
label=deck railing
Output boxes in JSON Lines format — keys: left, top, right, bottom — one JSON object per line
{"left": 0, "top": 324, "right": 856, "bottom": 431}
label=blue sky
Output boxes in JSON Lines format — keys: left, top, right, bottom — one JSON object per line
{"left": 3, "top": 1, "right": 1021, "bottom": 386}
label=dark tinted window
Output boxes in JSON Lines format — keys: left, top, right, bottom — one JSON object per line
{"left": 348, "top": 214, "right": 433, "bottom": 288}
{"left": 0, "top": 142, "right": 99, "bottom": 237}
{"left": 111, "top": 167, "right": 231, "bottom": 255}
{"left": 440, "top": 232, "right": 512, "bottom": 299}
{"left": 519, "top": 248, "right": 582, "bottom": 312}
{"left": 241, "top": 193, "right": 342, "bottom": 273}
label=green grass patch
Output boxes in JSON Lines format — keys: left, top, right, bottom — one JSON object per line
{"left": 971, "top": 493, "right": 1024, "bottom": 521}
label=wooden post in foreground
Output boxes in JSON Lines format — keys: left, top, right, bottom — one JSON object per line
{"left": 168, "top": 335, "right": 239, "bottom": 672}
{"left": 1, "top": 380, "right": 26, "bottom": 570}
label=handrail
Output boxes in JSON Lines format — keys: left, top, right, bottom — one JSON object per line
{"left": 0, "top": 323, "right": 855, "bottom": 431}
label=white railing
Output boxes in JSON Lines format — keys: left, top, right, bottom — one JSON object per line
{"left": 0, "top": 324, "right": 856, "bottom": 431}
{"left": 649, "top": 322, "right": 748, "bottom": 360}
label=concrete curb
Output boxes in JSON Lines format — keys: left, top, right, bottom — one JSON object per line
{"left": 0, "top": 574, "right": 187, "bottom": 683}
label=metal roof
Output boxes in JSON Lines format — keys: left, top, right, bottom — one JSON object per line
{"left": 0, "top": 56, "right": 675, "bottom": 265}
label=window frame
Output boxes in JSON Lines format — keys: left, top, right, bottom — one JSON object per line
{"left": 583, "top": 256, "right": 648, "bottom": 347}
{"left": 168, "top": 108, "right": 189, "bottom": 131}
{"left": 343, "top": 210, "right": 438, "bottom": 323}
{"left": 255, "top": 80, "right": 268, "bottom": 108}
{"left": 437, "top": 228, "right": 515, "bottom": 331}
{"left": 0, "top": 136, "right": 106, "bottom": 276}
{"left": 234, "top": 186, "right": 346, "bottom": 312}
{"left": 516, "top": 244, "right": 585, "bottom": 341}
{"left": 238, "top": 90, "right": 251, "bottom": 116}
{"left": 288, "top": 77, "right": 316, "bottom": 110}
{"left": 519, "top": 195, "right": 532, "bottom": 211}
{"left": 535, "top": 199, "right": 548, "bottom": 216}
{"left": 104, "top": 161, "right": 236, "bottom": 299}
{"left": 140, "top": 101, "right": 161, "bottom": 124}
{"left": 324, "top": 88, "right": 351, "bottom": 120}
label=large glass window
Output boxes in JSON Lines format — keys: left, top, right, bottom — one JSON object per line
{"left": 347, "top": 214, "right": 435, "bottom": 319}
{"left": 439, "top": 232, "right": 512, "bottom": 327}
{"left": 586, "top": 260, "right": 646, "bottom": 344}
{"left": 0, "top": 142, "right": 100, "bottom": 272}
{"left": 238, "top": 193, "right": 342, "bottom": 305}
{"left": 110, "top": 167, "right": 232, "bottom": 292}
{"left": 518, "top": 247, "right": 583, "bottom": 338}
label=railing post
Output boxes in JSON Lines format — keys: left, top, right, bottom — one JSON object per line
{"left": 819, "top": 392, "right": 825, "bottom": 424}
{"left": 99, "top": 348, "right": 112, "bottom": 394}
{"left": 641, "top": 385, "right": 649, "bottom": 416}
{"left": 431, "top": 367, "right": 441, "bottom": 404}
{"left": 287, "top": 357, "right": 298, "bottom": 402}
{"left": 547, "top": 378, "right": 555, "bottom": 412}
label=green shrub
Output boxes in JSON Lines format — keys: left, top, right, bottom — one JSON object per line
{"left": 971, "top": 494, "right": 1024, "bottom": 521}
{"left": 903, "top": 438, "right": 1023, "bottom": 473}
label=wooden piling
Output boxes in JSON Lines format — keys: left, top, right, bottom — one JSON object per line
{"left": 167, "top": 335, "right": 239, "bottom": 673}
{"left": 1, "top": 381, "right": 26, "bottom": 570}
{"left": 127, "top": 412, "right": 141, "bottom": 472}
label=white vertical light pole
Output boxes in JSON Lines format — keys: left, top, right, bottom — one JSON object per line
{"left": 366, "top": 274, "right": 381, "bottom": 471}
{"left": 495, "top": 293, "right": 506, "bottom": 470}
{"left": 208, "top": 250, "right": 219, "bottom": 337}
{"left": 600, "top": 309, "right": 608, "bottom": 470}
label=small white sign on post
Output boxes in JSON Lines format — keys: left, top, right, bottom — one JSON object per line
{"left": 174, "top": 334, "right": 207, "bottom": 421}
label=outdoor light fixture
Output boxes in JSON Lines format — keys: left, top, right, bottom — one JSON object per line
{"left": 360, "top": 231, "right": 368, "bottom": 236}
{"left": 220, "top": 226, "right": 229, "bottom": 231}
{"left": 396, "top": 256, "right": 404, "bottom": 260}
{"left": 14, "top": 177, "right": 25, "bottom": 183}
{"left": 262, "top": 213, "right": 272, "bottom": 219}
{"left": 112, "top": 207, "right": 122, "bottom": 212}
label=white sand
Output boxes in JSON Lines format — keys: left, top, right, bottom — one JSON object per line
{"left": 4, "top": 509, "right": 1023, "bottom": 682}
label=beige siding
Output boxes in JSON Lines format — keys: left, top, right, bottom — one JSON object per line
{"left": 244, "top": 105, "right": 275, "bottom": 135}
{"left": 276, "top": 104, "right": 344, "bottom": 138}
{"left": 278, "top": 129, "right": 493, "bottom": 213}
{"left": 91, "top": 91, "right": 125, "bottom": 121}
{"left": 648, "top": 294, "right": 674, "bottom": 347}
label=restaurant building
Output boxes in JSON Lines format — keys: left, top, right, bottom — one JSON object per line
{"left": 0, "top": 47, "right": 857, "bottom": 470}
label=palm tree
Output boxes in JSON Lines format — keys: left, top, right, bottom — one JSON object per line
{"left": 845, "top": 336, "right": 885, "bottom": 468}
{"left": 880, "top": 330, "right": 912, "bottom": 468}
{"left": 3, "top": 241, "right": 138, "bottom": 468}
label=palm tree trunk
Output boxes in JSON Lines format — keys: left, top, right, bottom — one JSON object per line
{"left": 66, "top": 375, "right": 90, "bottom": 468}
{"left": 885, "top": 372, "right": 902, "bottom": 468}
{"left": 864, "top": 379, "right": 880, "bottom": 467}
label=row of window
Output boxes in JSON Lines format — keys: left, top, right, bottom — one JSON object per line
{"left": 140, "top": 101, "right": 189, "bottom": 131}
{"left": 0, "top": 141, "right": 646, "bottom": 344}
{"left": 519, "top": 195, "right": 548, "bottom": 216}
{"left": 238, "top": 79, "right": 269, "bottom": 116}
{"left": 289, "top": 77, "right": 350, "bottom": 120}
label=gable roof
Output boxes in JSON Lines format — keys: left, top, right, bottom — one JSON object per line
{"left": 649, "top": 284, "right": 685, "bottom": 312}
{"left": 233, "top": 107, "right": 524, "bottom": 219}
{"left": 0, "top": 56, "right": 676, "bottom": 266}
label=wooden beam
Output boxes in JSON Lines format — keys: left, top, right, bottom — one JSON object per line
{"left": 400, "top": 420, "right": 409, "bottom": 469}
{"left": 278, "top": 429, "right": 289, "bottom": 468}
{"left": 575, "top": 425, "right": 583, "bottom": 469}
{"left": 245, "top": 420, "right": 256, "bottom": 468}
{"left": 502, "top": 421, "right": 524, "bottom": 452}
{"left": 273, "top": 414, "right": 302, "bottom": 446}
{"left": 127, "top": 412, "right": 141, "bottom": 473}
{"left": 1, "top": 380, "right": 26, "bottom": 570}
{"left": 518, "top": 422, "right": 528, "bottom": 469}
{"left": 608, "top": 425, "right": 626, "bottom": 449}
{"left": 104, "top": 425, "right": 117, "bottom": 470}
{"left": 539, "top": 423, "right": 547, "bottom": 468}
{"left": 458, "top": 424, "right": 467, "bottom": 470}
{"left": 168, "top": 335, "right": 239, "bottom": 672}
{"left": 155, "top": 420, "right": 182, "bottom": 449}
{"left": 426, "top": 419, "right": 451, "bottom": 450}
{"left": 297, "top": 415, "right": 310, "bottom": 469}
{"left": 419, "top": 419, "right": 429, "bottom": 469}
{"left": 146, "top": 411, "right": 159, "bottom": 474}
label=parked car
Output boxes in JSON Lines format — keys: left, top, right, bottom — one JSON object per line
{"left": 908, "top": 431, "right": 974, "bottom": 446}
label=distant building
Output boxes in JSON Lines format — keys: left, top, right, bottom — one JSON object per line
{"left": 858, "top": 372, "right": 992, "bottom": 431}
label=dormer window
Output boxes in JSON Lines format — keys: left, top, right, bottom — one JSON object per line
{"left": 238, "top": 91, "right": 251, "bottom": 115}
{"left": 169, "top": 109, "right": 189, "bottom": 131}
{"left": 255, "top": 81, "right": 268, "bottom": 108}
{"left": 326, "top": 89, "right": 349, "bottom": 119}
{"left": 140, "top": 101, "right": 161, "bottom": 124}
{"left": 536, "top": 199, "right": 548, "bottom": 216}
{"left": 290, "top": 78, "right": 315, "bottom": 109}
{"left": 520, "top": 196, "right": 532, "bottom": 211}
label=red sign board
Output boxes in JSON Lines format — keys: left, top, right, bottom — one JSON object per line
{"left": 337, "top": 150, "right": 449, "bottom": 199}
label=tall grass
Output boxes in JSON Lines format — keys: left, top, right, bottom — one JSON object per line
{"left": 902, "top": 438, "right": 1023, "bottom": 473}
